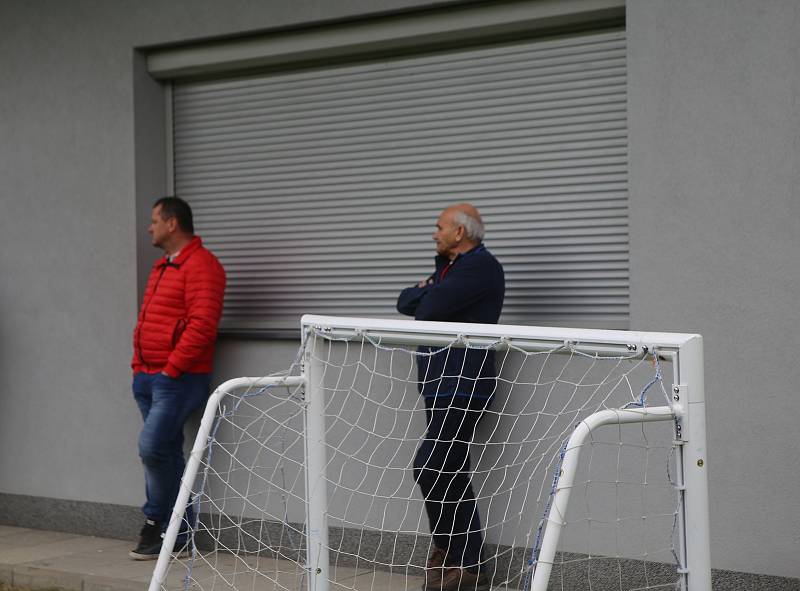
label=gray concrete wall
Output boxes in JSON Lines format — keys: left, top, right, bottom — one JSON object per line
{"left": 0, "top": 0, "right": 456, "bottom": 511}
{"left": 0, "top": 0, "right": 797, "bottom": 583}
{"left": 627, "top": 0, "right": 800, "bottom": 579}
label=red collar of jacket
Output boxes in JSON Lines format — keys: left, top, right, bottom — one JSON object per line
{"left": 154, "top": 236, "right": 203, "bottom": 269}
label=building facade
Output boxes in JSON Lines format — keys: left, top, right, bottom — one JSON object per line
{"left": 0, "top": 0, "right": 797, "bottom": 586}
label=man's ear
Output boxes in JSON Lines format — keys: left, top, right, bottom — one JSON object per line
{"left": 455, "top": 224, "right": 465, "bottom": 242}
{"left": 166, "top": 216, "right": 178, "bottom": 233}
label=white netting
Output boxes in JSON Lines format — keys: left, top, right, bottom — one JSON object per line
{"left": 154, "top": 324, "right": 683, "bottom": 591}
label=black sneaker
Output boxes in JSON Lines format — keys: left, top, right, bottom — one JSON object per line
{"left": 129, "top": 520, "right": 192, "bottom": 561}
{"left": 129, "top": 519, "right": 162, "bottom": 560}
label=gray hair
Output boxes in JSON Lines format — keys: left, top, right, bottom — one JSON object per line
{"left": 453, "top": 210, "right": 485, "bottom": 242}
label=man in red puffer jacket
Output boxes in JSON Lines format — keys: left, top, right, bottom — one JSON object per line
{"left": 129, "top": 196, "right": 225, "bottom": 560}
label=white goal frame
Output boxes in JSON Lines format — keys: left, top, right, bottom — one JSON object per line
{"left": 149, "top": 314, "right": 711, "bottom": 591}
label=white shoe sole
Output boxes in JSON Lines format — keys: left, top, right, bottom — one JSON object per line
{"left": 128, "top": 547, "right": 191, "bottom": 561}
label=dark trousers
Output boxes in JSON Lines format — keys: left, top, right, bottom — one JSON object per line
{"left": 413, "top": 395, "right": 490, "bottom": 570}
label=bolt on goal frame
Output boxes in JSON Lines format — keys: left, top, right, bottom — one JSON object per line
{"left": 149, "top": 314, "right": 711, "bottom": 591}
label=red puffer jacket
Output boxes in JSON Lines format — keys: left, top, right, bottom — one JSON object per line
{"left": 132, "top": 236, "right": 226, "bottom": 377}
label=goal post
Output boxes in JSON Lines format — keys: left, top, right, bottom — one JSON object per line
{"left": 149, "top": 314, "right": 711, "bottom": 591}
{"left": 303, "top": 332, "right": 330, "bottom": 591}
{"left": 673, "top": 335, "right": 712, "bottom": 591}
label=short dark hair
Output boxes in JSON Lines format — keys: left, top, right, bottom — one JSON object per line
{"left": 154, "top": 196, "right": 194, "bottom": 235}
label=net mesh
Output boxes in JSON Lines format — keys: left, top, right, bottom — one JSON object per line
{"left": 155, "top": 325, "right": 681, "bottom": 591}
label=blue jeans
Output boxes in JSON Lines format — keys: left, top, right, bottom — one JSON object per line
{"left": 132, "top": 372, "right": 210, "bottom": 532}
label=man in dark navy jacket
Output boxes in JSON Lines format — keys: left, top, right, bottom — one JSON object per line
{"left": 397, "top": 203, "right": 504, "bottom": 591}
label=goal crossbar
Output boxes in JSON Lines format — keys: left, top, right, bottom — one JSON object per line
{"left": 301, "top": 314, "right": 701, "bottom": 353}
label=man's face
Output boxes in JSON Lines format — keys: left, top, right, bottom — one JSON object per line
{"left": 433, "top": 209, "right": 461, "bottom": 259}
{"left": 149, "top": 205, "right": 173, "bottom": 250}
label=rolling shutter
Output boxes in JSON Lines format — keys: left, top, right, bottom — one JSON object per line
{"left": 172, "top": 29, "right": 628, "bottom": 333}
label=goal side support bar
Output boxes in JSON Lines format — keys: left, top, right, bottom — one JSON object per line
{"left": 148, "top": 375, "right": 306, "bottom": 591}
{"left": 530, "top": 406, "right": 676, "bottom": 591}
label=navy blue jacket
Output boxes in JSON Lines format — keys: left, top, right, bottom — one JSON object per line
{"left": 397, "top": 244, "right": 505, "bottom": 399}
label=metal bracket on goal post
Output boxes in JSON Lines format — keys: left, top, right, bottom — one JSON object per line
{"left": 147, "top": 374, "right": 306, "bottom": 591}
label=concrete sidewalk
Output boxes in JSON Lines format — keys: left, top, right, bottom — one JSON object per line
{"left": 0, "top": 525, "right": 426, "bottom": 591}
{"left": 0, "top": 525, "right": 152, "bottom": 590}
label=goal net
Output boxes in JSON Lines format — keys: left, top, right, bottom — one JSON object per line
{"left": 149, "top": 315, "right": 710, "bottom": 591}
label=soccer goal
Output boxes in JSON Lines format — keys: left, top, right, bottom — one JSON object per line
{"left": 149, "top": 315, "right": 711, "bottom": 591}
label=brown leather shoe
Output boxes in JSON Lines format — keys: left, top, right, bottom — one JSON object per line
{"left": 427, "top": 546, "right": 447, "bottom": 569}
{"left": 423, "top": 566, "right": 443, "bottom": 590}
{"left": 423, "top": 546, "right": 447, "bottom": 589}
{"left": 424, "top": 566, "right": 490, "bottom": 591}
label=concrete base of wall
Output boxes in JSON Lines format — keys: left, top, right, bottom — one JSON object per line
{"left": 0, "top": 493, "right": 796, "bottom": 590}
{"left": 0, "top": 493, "right": 142, "bottom": 542}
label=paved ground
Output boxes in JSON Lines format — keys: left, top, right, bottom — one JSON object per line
{"left": 0, "top": 525, "right": 428, "bottom": 591}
